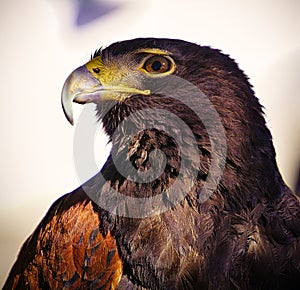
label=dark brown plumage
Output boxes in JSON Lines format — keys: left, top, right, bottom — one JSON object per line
{"left": 4, "top": 38, "right": 300, "bottom": 289}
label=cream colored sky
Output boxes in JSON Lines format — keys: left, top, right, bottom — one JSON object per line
{"left": 1, "top": 0, "right": 299, "bottom": 286}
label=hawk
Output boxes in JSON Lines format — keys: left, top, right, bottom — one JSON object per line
{"left": 4, "top": 38, "right": 300, "bottom": 289}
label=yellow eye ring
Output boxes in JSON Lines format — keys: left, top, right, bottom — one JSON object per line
{"left": 140, "top": 55, "right": 176, "bottom": 76}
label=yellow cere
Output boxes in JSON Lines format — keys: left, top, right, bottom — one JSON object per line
{"left": 85, "top": 55, "right": 151, "bottom": 101}
{"left": 85, "top": 56, "right": 117, "bottom": 84}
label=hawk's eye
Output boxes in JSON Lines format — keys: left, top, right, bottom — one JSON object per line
{"left": 143, "top": 55, "right": 173, "bottom": 74}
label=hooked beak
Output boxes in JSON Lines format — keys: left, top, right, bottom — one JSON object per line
{"left": 61, "top": 65, "right": 102, "bottom": 125}
{"left": 61, "top": 65, "right": 151, "bottom": 125}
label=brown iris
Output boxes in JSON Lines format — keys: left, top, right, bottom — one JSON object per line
{"left": 143, "top": 55, "right": 173, "bottom": 74}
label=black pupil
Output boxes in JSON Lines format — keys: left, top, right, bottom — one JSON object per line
{"left": 151, "top": 61, "right": 162, "bottom": 71}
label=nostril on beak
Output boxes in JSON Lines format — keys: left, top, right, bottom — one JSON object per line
{"left": 92, "top": 67, "right": 100, "bottom": 73}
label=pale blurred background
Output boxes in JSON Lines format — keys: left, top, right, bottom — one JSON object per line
{"left": 1, "top": 0, "right": 299, "bottom": 286}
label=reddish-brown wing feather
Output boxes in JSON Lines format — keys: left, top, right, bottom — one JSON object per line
{"left": 4, "top": 188, "right": 123, "bottom": 290}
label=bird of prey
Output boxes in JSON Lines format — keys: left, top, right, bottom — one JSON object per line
{"left": 4, "top": 38, "right": 300, "bottom": 289}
